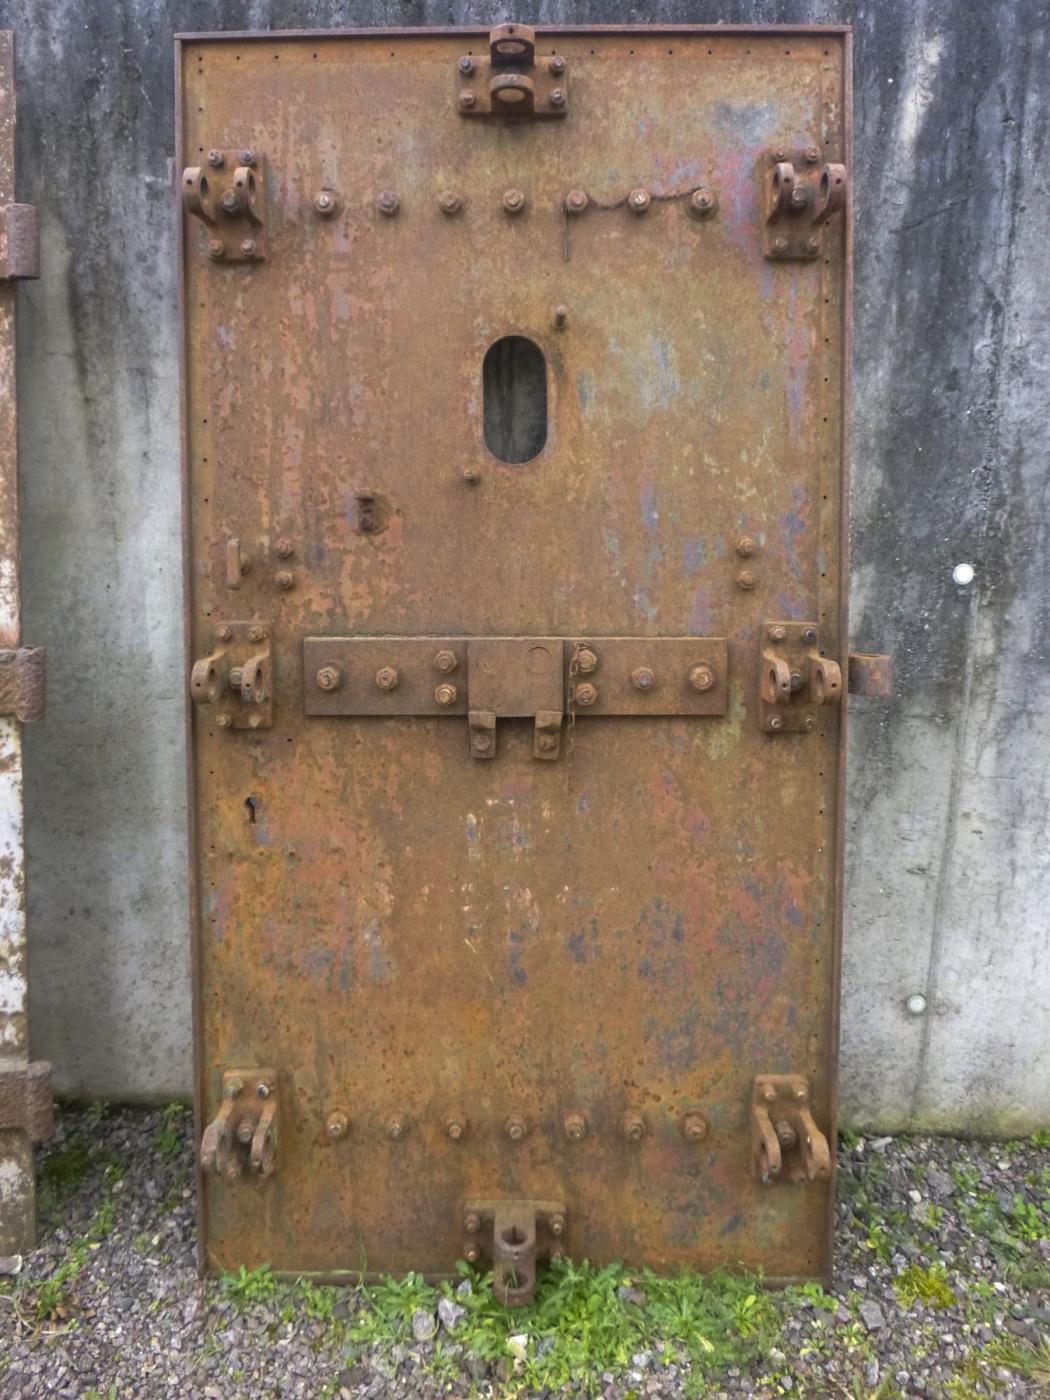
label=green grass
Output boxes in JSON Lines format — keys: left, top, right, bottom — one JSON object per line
{"left": 155, "top": 1102, "right": 188, "bottom": 1159}
{"left": 894, "top": 1262, "right": 956, "bottom": 1310}
{"left": 219, "top": 1264, "right": 279, "bottom": 1311}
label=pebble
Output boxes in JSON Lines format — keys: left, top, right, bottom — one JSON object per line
{"left": 859, "top": 1300, "right": 887, "bottom": 1331}
{"left": 437, "top": 1297, "right": 466, "bottom": 1332}
{"left": 411, "top": 1308, "right": 437, "bottom": 1342}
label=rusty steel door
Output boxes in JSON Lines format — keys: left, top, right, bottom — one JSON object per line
{"left": 180, "top": 24, "right": 857, "bottom": 1288}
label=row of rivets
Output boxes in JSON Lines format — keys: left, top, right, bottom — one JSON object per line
{"left": 306, "top": 187, "right": 717, "bottom": 221}
{"left": 324, "top": 1109, "right": 708, "bottom": 1143}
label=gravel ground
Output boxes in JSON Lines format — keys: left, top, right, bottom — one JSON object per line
{"left": 0, "top": 1106, "right": 1047, "bottom": 1398}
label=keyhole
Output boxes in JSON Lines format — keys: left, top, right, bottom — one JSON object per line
{"left": 245, "top": 796, "right": 258, "bottom": 823}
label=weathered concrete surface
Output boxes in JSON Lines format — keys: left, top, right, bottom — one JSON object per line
{"left": 0, "top": 0, "right": 1046, "bottom": 1128}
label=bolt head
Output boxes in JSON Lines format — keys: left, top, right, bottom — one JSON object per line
{"left": 435, "top": 683, "right": 458, "bottom": 706}
{"left": 631, "top": 666, "right": 656, "bottom": 690}
{"left": 575, "top": 682, "right": 598, "bottom": 707}
{"left": 736, "top": 535, "right": 757, "bottom": 558}
{"left": 274, "top": 538, "right": 294, "bottom": 559}
{"left": 216, "top": 714, "right": 231, "bottom": 728}
{"left": 790, "top": 186, "right": 808, "bottom": 208}
{"left": 256, "top": 1081, "right": 271, "bottom": 1099}
{"left": 375, "top": 666, "right": 399, "bottom": 691}
{"left": 802, "top": 627, "right": 818, "bottom": 643}
{"left": 248, "top": 625, "right": 266, "bottom": 642}
{"left": 326, "top": 1111, "right": 349, "bottom": 1140}
{"left": 769, "top": 625, "right": 786, "bottom": 642}
{"left": 793, "top": 1085, "right": 808, "bottom": 1103}
{"left": 458, "top": 88, "right": 476, "bottom": 109}
{"left": 248, "top": 715, "right": 262, "bottom": 729}
{"left": 805, "top": 145, "right": 821, "bottom": 164}
{"left": 446, "top": 1116, "right": 466, "bottom": 1140}
{"left": 906, "top": 993, "right": 928, "bottom": 1016}
{"left": 773, "top": 236, "right": 788, "bottom": 252}
{"left": 736, "top": 570, "right": 757, "bottom": 591}
{"left": 689, "top": 665, "right": 715, "bottom": 693}
{"left": 502, "top": 188, "right": 525, "bottom": 214}
{"left": 803, "top": 715, "right": 816, "bottom": 731}
{"left": 538, "top": 733, "right": 557, "bottom": 753}
{"left": 464, "top": 1211, "right": 481, "bottom": 1235}
{"left": 550, "top": 55, "right": 566, "bottom": 74}
{"left": 565, "top": 188, "right": 588, "bottom": 213}
{"left": 465, "top": 1245, "right": 480, "bottom": 1263}
{"left": 550, "top": 87, "right": 566, "bottom": 107}
{"left": 775, "top": 1119, "right": 798, "bottom": 1149}
{"left": 462, "top": 466, "right": 481, "bottom": 484}
{"left": 216, "top": 624, "right": 232, "bottom": 642}
{"left": 459, "top": 55, "right": 475, "bottom": 74}
{"left": 576, "top": 647, "right": 599, "bottom": 673}
{"left": 761, "top": 1083, "right": 777, "bottom": 1103}
{"left": 629, "top": 187, "right": 651, "bottom": 213}
{"left": 563, "top": 1112, "right": 587, "bottom": 1141}
{"left": 207, "top": 239, "right": 226, "bottom": 260}
{"left": 275, "top": 570, "right": 295, "bottom": 591}
{"left": 550, "top": 1213, "right": 566, "bottom": 1237}
{"left": 682, "top": 1113, "right": 708, "bottom": 1142}
{"left": 224, "top": 1077, "right": 243, "bottom": 1099}
{"left": 434, "top": 649, "right": 459, "bottom": 673}
{"left": 240, "top": 150, "right": 256, "bottom": 167}
{"left": 385, "top": 1115, "right": 405, "bottom": 1140}
{"left": 376, "top": 190, "right": 399, "bottom": 215}
{"left": 439, "top": 191, "right": 462, "bottom": 214}
{"left": 688, "top": 188, "right": 715, "bottom": 218}
{"left": 552, "top": 305, "right": 568, "bottom": 328}
{"left": 207, "top": 150, "right": 224, "bottom": 168}
{"left": 505, "top": 1115, "right": 526, "bottom": 1141}
{"left": 316, "top": 665, "right": 342, "bottom": 692}
{"left": 768, "top": 715, "right": 783, "bottom": 731}
{"left": 313, "top": 189, "right": 339, "bottom": 218}
{"left": 240, "top": 238, "right": 257, "bottom": 256}
{"left": 473, "top": 733, "right": 491, "bottom": 752}
{"left": 622, "top": 1113, "right": 645, "bottom": 1143}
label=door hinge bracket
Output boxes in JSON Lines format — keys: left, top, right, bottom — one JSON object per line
{"left": 763, "top": 150, "right": 847, "bottom": 260}
{"left": 190, "top": 622, "right": 273, "bottom": 730}
{"left": 751, "top": 1075, "right": 830, "bottom": 1184}
{"left": 760, "top": 622, "right": 841, "bottom": 733}
{"left": 0, "top": 1061, "right": 54, "bottom": 1142}
{"left": 182, "top": 151, "right": 266, "bottom": 263}
{"left": 0, "top": 647, "right": 46, "bottom": 722}
{"left": 0, "top": 204, "right": 39, "bottom": 281}
{"left": 461, "top": 1199, "right": 567, "bottom": 1305}
{"left": 456, "top": 24, "right": 569, "bottom": 120}
{"left": 200, "top": 1069, "right": 278, "bottom": 1179}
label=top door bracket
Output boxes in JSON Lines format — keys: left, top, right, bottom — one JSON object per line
{"left": 456, "top": 24, "right": 569, "bottom": 120}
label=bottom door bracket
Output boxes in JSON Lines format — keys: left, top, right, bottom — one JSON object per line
{"left": 461, "top": 1199, "right": 567, "bottom": 1305}
{"left": 200, "top": 1069, "right": 278, "bottom": 1180}
{"left": 750, "top": 1075, "right": 831, "bottom": 1184}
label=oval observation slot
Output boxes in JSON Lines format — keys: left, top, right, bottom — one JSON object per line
{"left": 483, "top": 335, "right": 548, "bottom": 464}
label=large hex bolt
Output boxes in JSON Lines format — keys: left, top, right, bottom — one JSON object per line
{"left": 688, "top": 665, "right": 715, "bottom": 693}
{"left": 622, "top": 1112, "right": 646, "bottom": 1143}
{"left": 631, "top": 666, "right": 656, "bottom": 691}
{"left": 315, "top": 665, "right": 342, "bottom": 692}
{"left": 434, "top": 649, "right": 459, "bottom": 674}
{"left": 435, "top": 683, "right": 458, "bottom": 706}
{"left": 326, "top": 1111, "right": 349, "bottom": 1141}
{"left": 687, "top": 188, "right": 716, "bottom": 219}
{"left": 375, "top": 666, "right": 399, "bottom": 691}
{"left": 576, "top": 647, "right": 599, "bottom": 673}
{"left": 445, "top": 1114, "right": 467, "bottom": 1141}
{"left": 575, "top": 682, "right": 598, "bottom": 707}
{"left": 563, "top": 1112, "right": 588, "bottom": 1142}
{"left": 313, "top": 189, "right": 340, "bottom": 218}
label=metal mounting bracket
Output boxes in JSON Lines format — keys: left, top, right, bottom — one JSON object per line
{"left": 763, "top": 149, "right": 848, "bottom": 260}
{"left": 200, "top": 1069, "right": 278, "bottom": 1179}
{"left": 456, "top": 23, "right": 569, "bottom": 120}
{"left": 750, "top": 1075, "right": 831, "bottom": 1184}
{"left": 759, "top": 621, "right": 842, "bottom": 734}
{"left": 461, "top": 1198, "right": 567, "bottom": 1305}
{"left": 190, "top": 621, "right": 273, "bottom": 731}
{"left": 182, "top": 150, "right": 266, "bottom": 263}
{"left": 0, "top": 203, "right": 39, "bottom": 281}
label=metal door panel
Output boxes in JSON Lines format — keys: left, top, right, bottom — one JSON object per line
{"left": 179, "top": 26, "right": 851, "bottom": 1284}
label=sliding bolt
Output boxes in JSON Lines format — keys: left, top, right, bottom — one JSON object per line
{"left": 435, "top": 683, "right": 458, "bottom": 706}
{"left": 688, "top": 665, "right": 714, "bottom": 693}
{"left": 376, "top": 190, "right": 399, "bottom": 216}
{"left": 790, "top": 186, "right": 808, "bottom": 209}
{"left": 237, "top": 1119, "right": 254, "bottom": 1143}
{"left": 375, "top": 666, "right": 399, "bottom": 691}
{"left": 575, "top": 683, "right": 598, "bottom": 707}
{"left": 315, "top": 666, "right": 342, "bottom": 692}
{"left": 565, "top": 189, "right": 589, "bottom": 215}
{"left": 221, "top": 189, "right": 240, "bottom": 213}
{"left": 502, "top": 188, "right": 526, "bottom": 215}
{"left": 628, "top": 187, "right": 651, "bottom": 214}
{"left": 775, "top": 1120, "right": 797, "bottom": 1149}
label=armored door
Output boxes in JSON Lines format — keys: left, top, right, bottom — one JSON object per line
{"left": 181, "top": 24, "right": 857, "bottom": 1288}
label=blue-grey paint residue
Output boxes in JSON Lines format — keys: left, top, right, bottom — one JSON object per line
{"left": 363, "top": 918, "right": 395, "bottom": 985}
{"left": 576, "top": 370, "right": 596, "bottom": 414}
{"left": 465, "top": 814, "right": 479, "bottom": 843}
{"left": 778, "top": 484, "right": 809, "bottom": 582}
{"left": 567, "top": 917, "right": 600, "bottom": 964}
{"left": 683, "top": 537, "right": 706, "bottom": 575}
{"left": 642, "top": 336, "right": 681, "bottom": 413}
{"left": 507, "top": 929, "right": 527, "bottom": 986}
{"left": 690, "top": 583, "right": 717, "bottom": 634}
{"left": 711, "top": 99, "right": 778, "bottom": 145}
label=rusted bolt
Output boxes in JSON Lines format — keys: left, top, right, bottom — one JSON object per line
{"left": 385, "top": 1114, "right": 406, "bottom": 1140}
{"left": 237, "top": 1119, "right": 254, "bottom": 1143}
{"left": 216, "top": 714, "right": 231, "bottom": 729}
{"left": 576, "top": 647, "right": 599, "bottom": 673}
{"left": 775, "top": 1119, "right": 797, "bottom": 1149}
{"left": 736, "top": 535, "right": 757, "bottom": 558}
{"left": 802, "top": 627, "right": 818, "bottom": 643}
{"left": 537, "top": 733, "right": 557, "bottom": 753}
{"left": 552, "top": 305, "right": 568, "bottom": 329}
{"left": 240, "top": 150, "right": 256, "bottom": 167}
{"left": 550, "top": 55, "right": 566, "bottom": 74}
{"left": 762, "top": 1083, "right": 777, "bottom": 1103}
{"left": 473, "top": 733, "right": 492, "bottom": 753}
{"left": 773, "top": 147, "right": 788, "bottom": 162}
{"left": 459, "top": 55, "right": 475, "bottom": 74}
{"left": 628, "top": 187, "right": 651, "bottom": 214}
{"left": 458, "top": 88, "right": 476, "bottom": 110}
{"left": 315, "top": 665, "right": 342, "bottom": 692}
{"left": 207, "top": 150, "right": 224, "bottom": 169}
{"left": 550, "top": 1244, "right": 565, "bottom": 1262}
{"left": 803, "top": 715, "right": 816, "bottom": 731}
{"left": 790, "top": 186, "right": 808, "bottom": 209}
{"left": 767, "top": 715, "right": 783, "bottom": 731}
{"left": 434, "top": 649, "right": 459, "bottom": 673}
{"left": 793, "top": 1084, "right": 808, "bottom": 1103}
{"left": 464, "top": 1244, "right": 480, "bottom": 1263}
{"left": 216, "top": 624, "right": 232, "bottom": 642}
{"left": 463, "top": 1211, "right": 481, "bottom": 1235}
{"left": 326, "top": 1111, "right": 349, "bottom": 1140}
{"left": 224, "top": 1077, "right": 243, "bottom": 1099}
{"left": 805, "top": 146, "right": 821, "bottom": 164}
{"left": 563, "top": 1112, "right": 587, "bottom": 1142}
{"left": 622, "top": 1112, "right": 646, "bottom": 1143}
{"left": 681, "top": 1113, "right": 709, "bottom": 1142}
{"left": 773, "top": 236, "right": 788, "bottom": 253}
{"left": 275, "top": 570, "right": 295, "bottom": 591}
{"left": 575, "top": 682, "right": 598, "bottom": 707}
{"left": 688, "top": 188, "right": 716, "bottom": 219}
{"left": 221, "top": 189, "right": 239, "bottom": 214}
{"left": 248, "top": 715, "right": 262, "bottom": 729}
{"left": 550, "top": 87, "right": 567, "bottom": 108}
{"left": 688, "top": 665, "right": 715, "bottom": 693}
{"left": 256, "top": 1081, "right": 272, "bottom": 1099}
{"left": 274, "top": 538, "right": 294, "bottom": 559}
{"left": 736, "top": 570, "right": 757, "bottom": 591}
{"left": 505, "top": 1114, "right": 527, "bottom": 1142}
{"left": 439, "top": 191, "right": 463, "bottom": 215}
{"left": 376, "top": 190, "right": 399, "bottom": 216}
{"left": 769, "top": 625, "right": 786, "bottom": 642}
{"left": 462, "top": 466, "right": 481, "bottom": 485}
{"left": 248, "top": 625, "right": 266, "bottom": 642}
{"left": 445, "top": 1114, "right": 467, "bottom": 1140}
{"left": 313, "top": 189, "right": 339, "bottom": 218}
{"left": 240, "top": 238, "right": 257, "bottom": 256}
{"left": 207, "top": 239, "right": 226, "bottom": 261}
{"left": 375, "top": 666, "right": 399, "bottom": 691}
{"left": 807, "top": 236, "right": 820, "bottom": 253}
{"left": 502, "top": 188, "right": 526, "bottom": 215}
{"left": 550, "top": 1213, "right": 566, "bottom": 1237}
{"left": 435, "top": 683, "right": 458, "bottom": 706}
{"left": 631, "top": 666, "right": 656, "bottom": 691}
{"left": 565, "top": 189, "right": 588, "bottom": 214}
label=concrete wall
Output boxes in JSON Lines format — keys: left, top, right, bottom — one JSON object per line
{"left": 2, "top": 0, "right": 1046, "bottom": 1130}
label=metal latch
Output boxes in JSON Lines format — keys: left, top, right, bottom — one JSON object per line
{"left": 847, "top": 652, "right": 893, "bottom": 697}
{"left": 200, "top": 1069, "right": 277, "bottom": 1179}
{"left": 461, "top": 1199, "right": 567, "bottom": 1305}
{"left": 456, "top": 23, "right": 569, "bottom": 119}
{"left": 0, "top": 648, "right": 46, "bottom": 723}
{"left": 763, "top": 149, "right": 848, "bottom": 260}
{"left": 182, "top": 150, "right": 266, "bottom": 262}
{"left": 0, "top": 203, "right": 40, "bottom": 281}
{"left": 759, "top": 622, "right": 842, "bottom": 733}
{"left": 0, "top": 1061, "right": 54, "bottom": 1143}
{"left": 750, "top": 1075, "right": 830, "bottom": 1184}
{"left": 190, "top": 622, "right": 273, "bottom": 730}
